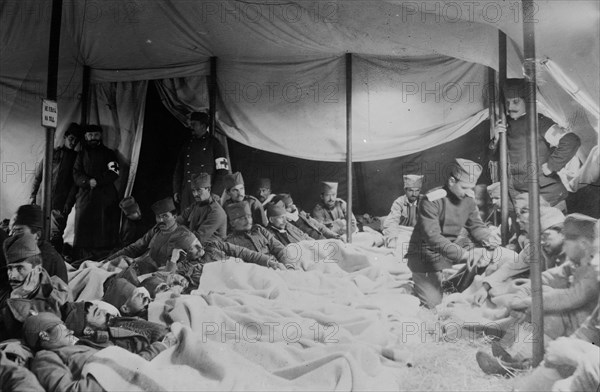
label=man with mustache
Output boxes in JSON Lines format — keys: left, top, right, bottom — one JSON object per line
{"left": 72, "top": 124, "right": 121, "bottom": 260}
{"left": 492, "top": 79, "right": 580, "bottom": 211}
{"left": 0, "top": 233, "right": 71, "bottom": 340}
{"left": 406, "top": 158, "right": 506, "bottom": 308}
{"left": 104, "top": 197, "right": 193, "bottom": 273}
{"left": 222, "top": 171, "right": 268, "bottom": 227}
{"left": 274, "top": 193, "right": 341, "bottom": 240}
{"left": 265, "top": 202, "right": 312, "bottom": 246}
{"left": 177, "top": 172, "right": 227, "bottom": 244}
{"left": 311, "top": 181, "right": 357, "bottom": 236}
{"left": 256, "top": 178, "right": 275, "bottom": 207}
{"left": 173, "top": 112, "right": 229, "bottom": 211}
{"left": 29, "top": 123, "right": 81, "bottom": 254}
{"left": 382, "top": 174, "right": 424, "bottom": 249}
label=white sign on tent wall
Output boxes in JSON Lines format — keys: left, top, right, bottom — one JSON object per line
{"left": 41, "top": 99, "right": 57, "bottom": 128}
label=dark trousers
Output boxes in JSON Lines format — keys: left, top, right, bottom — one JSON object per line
{"left": 412, "top": 271, "right": 444, "bottom": 309}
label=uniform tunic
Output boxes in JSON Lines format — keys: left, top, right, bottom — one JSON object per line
{"left": 73, "top": 144, "right": 120, "bottom": 250}
{"left": 265, "top": 222, "right": 312, "bottom": 246}
{"left": 311, "top": 199, "right": 357, "bottom": 235}
{"left": 288, "top": 210, "right": 340, "bottom": 240}
{"left": 382, "top": 194, "right": 420, "bottom": 236}
{"left": 506, "top": 114, "right": 580, "bottom": 206}
{"left": 407, "top": 186, "right": 492, "bottom": 273}
{"left": 178, "top": 196, "right": 227, "bottom": 243}
{"left": 108, "top": 224, "right": 192, "bottom": 268}
{"left": 173, "top": 134, "right": 228, "bottom": 211}
{"left": 225, "top": 225, "right": 290, "bottom": 264}
{"left": 223, "top": 195, "right": 268, "bottom": 227}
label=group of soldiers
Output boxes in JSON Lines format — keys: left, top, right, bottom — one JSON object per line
{"left": 0, "top": 78, "right": 597, "bottom": 390}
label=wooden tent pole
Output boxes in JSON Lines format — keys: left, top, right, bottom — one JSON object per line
{"left": 346, "top": 53, "right": 353, "bottom": 243}
{"left": 42, "top": 0, "right": 63, "bottom": 240}
{"left": 522, "top": 0, "right": 545, "bottom": 366}
{"left": 209, "top": 57, "right": 217, "bottom": 135}
{"left": 498, "top": 32, "right": 510, "bottom": 245}
{"left": 80, "top": 65, "right": 91, "bottom": 125}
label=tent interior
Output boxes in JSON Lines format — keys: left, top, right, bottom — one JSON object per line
{"left": 1, "top": 0, "right": 599, "bottom": 221}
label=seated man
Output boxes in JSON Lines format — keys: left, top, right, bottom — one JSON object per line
{"left": 311, "top": 181, "right": 357, "bottom": 235}
{"left": 224, "top": 202, "right": 295, "bottom": 269}
{"left": 406, "top": 158, "right": 507, "bottom": 308}
{"left": 222, "top": 171, "right": 268, "bottom": 227}
{"left": 177, "top": 172, "right": 227, "bottom": 243}
{"left": 104, "top": 197, "right": 194, "bottom": 272}
{"left": 11, "top": 204, "right": 68, "bottom": 284}
{"left": 275, "top": 193, "right": 341, "bottom": 240}
{"left": 0, "top": 339, "right": 44, "bottom": 392}
{"left": 118, "top": 196, "right": 151, "bottom": 247}
{"left": 265, "top": 203, "right": 312, "bottom": 246}
{"left": 476, "top": 214, "right": 599, "bottom": 374}
{"left": 256, "top": 178, "right": 275, "bottom": 207}
{"left": 381, "top": 174, "right": 423, "bottom": 249}
{"left": 472, "top": 206, "right": 566, "bottom": 305}
{"left": 0, "top": 233, "right": 71, "bottom": 339}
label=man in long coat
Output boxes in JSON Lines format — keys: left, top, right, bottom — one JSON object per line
{"left": 72, "top": 125, "right": 120, "bottom": 259}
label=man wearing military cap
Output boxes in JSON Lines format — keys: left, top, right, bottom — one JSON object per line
{"left": 29, "top": 122, "right": 81, "bottom": 253}
{"left": 382, "top": 174, "right": 424, "bottom": 249}
{"left": 256, "top": 178, "right": 275, "bottom": 207}
{"left": 406, "top": 158, "right": 507, "bottom": 308}
{"left": 118, "top": 196, "right": 151, "bottom": 247}
{"left": 73, "top": 124, "right": 121, "bottom": 259}
{"left": 103, "top": 197, "right": 194, "bottom": 271}
{"left": 274, "top": 193, "right": 341, "bottom": 240}
{"left": 222, "top": 171, "right": 268, "bottom": 227}
{"left": 265, "top": 202, "right": 312, "bottom": 246}
{"left": 224, "top": 202, "right": 294, "bottom": 269}
{"left": 177, "top": 172, "right": 227, "bottom": 243}
{"left": 173, "top": 111, "right": 229, "bottom": 211}
{"left": 492, "top": 78, "right": 581, "bottom": 210}
{"left": 311, "top": 181, "right": 358, "bottom": 235}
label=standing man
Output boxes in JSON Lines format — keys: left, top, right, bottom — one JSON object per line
{"left": 406, "top": 158, "right": 504, "bottom": 308}
{"left": 72, "top": 125, "right": 120, "bottom": 260}
{"left": 177, "top": 172, "right": 227, "bottom": 244}
{"left": 493, "top": 79, "right": 581, "bottom": 210}
{"left": 222, "top": 172, "right": 268, "bottom": 227}
{"left": 382, "top": 174, "right": 423, "bottom": 249}
{"left": 29, "top": 123, "right": 81, "bottom": 253}
{"left": 173, "top": 112, "right": 229, "bottom": 211}
{"left": 311, "top": 181, "right": 357, "bottom": 235}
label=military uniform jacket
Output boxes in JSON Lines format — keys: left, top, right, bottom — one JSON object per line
{"left": 311, "top": 199, "right": 357, "bottom": 234}
{"left": 31, "top": 146, "right": 78, "bottom": 211}
{"left": 223, "top": 195, "right": 268, "bottom": 227}
{"left": 266, "top": 222, "right": 312, "bottom": 246}
{"left": 289, "top": 210, "right": 339, "bottom": 240}
{"left": 506, "top": 114, "right": 580, "bottom": 196}
{"left": 179, "top": 196, "right": 227, "bottom": 243}
{"left": 406, "top": 186, "right": 491, "bottom": 273}
{"left": 382, "top": 194, "right": 420, "bottom": 236}
{"left": 73, "top": 144, "right": 120, "bottom": 248}
{"left": 225, "top": 225, "right": 290, "bottom": 264}
{"left": 173, "top": 134, "right": 228, "bottom": 210}
{"left": 109, "top": 224, "right": 192, "bottom": 268}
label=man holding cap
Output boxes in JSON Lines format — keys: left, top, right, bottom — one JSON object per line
{"left": 73, "top": 124, "right": 121, "bottom": 260}
{"left": 407, "top": 158, "right": 505, "bottom": 308}
{"left": 492, "top": 79, "right": 580, "bottom": 209}
{"left": 173, "top": 112, "right": 229, "bottom": 211}
{"left": 382, "top": 174, "right": 424, "bottom": 249}
{"left": 311, "top": 181, "right": 357, "bottom": 235}
{"left": 29, "top": 122, "right": 81, "bottom": 253}
{"left": 104, "top": 197, "right": 193, "bottom": 271}
{"left": 222, "top": 171, "right": 268, "bottom": 227}
{"left": 178, "top": 172, "right": 227, "bottom": 243}
{"left": 265, "top": 203, "right": 312, "bottom": 246}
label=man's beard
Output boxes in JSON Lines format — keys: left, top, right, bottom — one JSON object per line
{"left": 86, "top": 140, "right": 101, "bottom": 148}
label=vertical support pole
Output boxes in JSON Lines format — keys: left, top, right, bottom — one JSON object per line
{"left": 42, "top": 0, "right": 63, "bottom": 241}
{"left": 209, "top": 57, "right": 217, "bottom": 135}
{"left": 522, "top": 0, "right": 544, "bottom": 366}
{"left": 80, "top": 65, "right": 91, "bottom": 125}
{"left": 498, "top": 31, "right": 510, "bottom": 245}
{"left": 345, "top": 53, "right": 353, "bottom": 243}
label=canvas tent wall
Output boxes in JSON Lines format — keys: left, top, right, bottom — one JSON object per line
{"left": 1, "top": 0, "right": 598, "bottom": 218}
